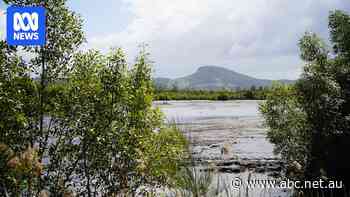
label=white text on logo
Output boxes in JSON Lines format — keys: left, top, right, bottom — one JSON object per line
{"left": 13, "top": 12, "right": 39, "bottom": 40}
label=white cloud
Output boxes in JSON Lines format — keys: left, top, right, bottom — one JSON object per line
{"left": 86, "top": 0, "right": 348, "bottom": 79}
{"left": 0, "top": 9, "right": 6, "bottom": 40}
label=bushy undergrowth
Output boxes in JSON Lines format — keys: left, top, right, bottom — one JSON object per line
{"left": 0, "top": 1, "right": 188, "bottom": 195}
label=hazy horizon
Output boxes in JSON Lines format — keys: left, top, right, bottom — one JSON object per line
{"left": 153, "top": 65, "right": 298, "bottom": 80}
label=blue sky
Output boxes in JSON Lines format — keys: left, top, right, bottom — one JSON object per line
{"left": 1, "top": 0, "right": 350, "bottom": 79}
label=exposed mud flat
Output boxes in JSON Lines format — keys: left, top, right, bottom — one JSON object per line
{"left": 155, "top": 100, "right": 281, "bottom": 170}
{"left": 155, "top": 100, "right": 290, "bottom": 196}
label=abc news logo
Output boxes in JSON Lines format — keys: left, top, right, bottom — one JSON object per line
{"left": 6, "top": 6, "right": 46, "bottom": 46}
{"left": 13, "top": 12, "right": 39, "bottom": 40}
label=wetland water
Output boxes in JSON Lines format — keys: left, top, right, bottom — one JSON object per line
{"left": 155, "top": 100, "right": 292, "bottom": 197}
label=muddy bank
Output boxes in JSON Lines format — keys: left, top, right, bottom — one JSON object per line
{"left": 155, "top": 100, "right": 283, "bottom": 175}
{"left": 154, "top": 100, "right": 292, "bottom": 196}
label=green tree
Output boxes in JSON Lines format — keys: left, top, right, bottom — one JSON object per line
{"left": 1, "top": 1, "right": 187, "bottom": 196}
{"left": 51, "top": 48, "right": 187, "bottom": 195}
{"left": 1, "top": 44, "right": 188, "bottom": 196}
{"left": 260, "top": 10, "right": 350, "bottom": 192}
{"left": 259, "top": 83, "right": 309, "bottom": 179}
{"left": 1, "top": 0, "right": 84, "bottom": 195}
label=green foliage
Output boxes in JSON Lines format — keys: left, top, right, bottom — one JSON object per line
{"left": 299, "top": 32, "right": 328, "bottom": 63}
{"left": 42, "top": 49, "right": 187, "bottom": 195}
{"left": 0, "top": 1, "right": 187, "bottom": 196}
{"left": 1, "top": 46, "right": 188, "bottom": 195}
{"left": 0, "top": 41, "right": 39, "bottom": 153}
{"left": 329, "top": 10, "right": 350, "bottom": 57}
{"left": 259, "top": 83, "right": 309, "bottom": 177}
{"left": 139, "top": 126, "right": 188, "bottom": 187}
{"left": 260, "top": 10, "right": 350, "bottom": 189}
{"left": 154, "top": 87, "right": 270, "bottom": 101}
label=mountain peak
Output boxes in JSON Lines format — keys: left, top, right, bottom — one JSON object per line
{"left": 154, "top": 66, "right": 294, "bottom": 90}
{"left": 197, "top": 65, "right": 231, "bottom": 72}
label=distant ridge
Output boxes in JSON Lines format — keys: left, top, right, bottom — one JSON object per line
{"left": 154, "top": 65, "right": 295, "bottom": 90}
